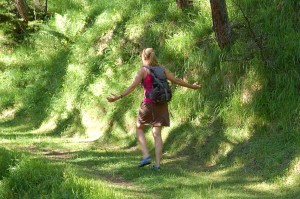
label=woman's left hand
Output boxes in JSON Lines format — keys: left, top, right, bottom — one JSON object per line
{"left": 107, "top": 94, "right": 120, "bottom": 102}
{"left": 191, "top": 83, "right": 201, "bottom": 90}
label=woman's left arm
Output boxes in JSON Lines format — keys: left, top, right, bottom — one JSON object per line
{"left": 165, "top": 68, "right": 201, "bottom": 89}
{"left": 107, "top": 67, "right": 145, "bottom": 102}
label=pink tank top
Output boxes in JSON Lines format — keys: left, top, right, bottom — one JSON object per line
{"left": 143, "top": 68, "right": 154, "bottom": 103}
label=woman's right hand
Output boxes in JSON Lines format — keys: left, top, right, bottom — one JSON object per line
{"left": 107, "top": 94, "right": 120, "bottom": 103}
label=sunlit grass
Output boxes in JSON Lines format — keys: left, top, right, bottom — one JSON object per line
{"left": 52, "top": 12, "right": 87, "bottom": 38}
{"left": 0, "top": 120, "right": 299, "bottom": 198}
{"left": 0, "top": 150, "right": 121, "bottom": 198}
{"left": 0, "top": 0, "right": 299, "bottom": 197}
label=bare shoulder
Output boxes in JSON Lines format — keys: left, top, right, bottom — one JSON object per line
{"left": 163, "top": 67, "right": 177, "bottom": 82}
{"left": 138, "top": 66, "right": 146, "bottom": 73}
{"left": 137, "top": 66, "right": 147, "bottom": 78}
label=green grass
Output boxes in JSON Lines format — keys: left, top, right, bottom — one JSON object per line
{"left": 0, "top": 150, "right": 121, "bottom": 198}
{"left": 0, "top": 0, "right": 299, "bottom": 198}
{"left": 0, "top": 120, "right": 299, "bottom": 198}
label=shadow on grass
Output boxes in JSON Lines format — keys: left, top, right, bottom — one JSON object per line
{"left": 164, "top": 117, "right": 235, "bottom": 165}
{"left": 224, "top": 124, "right": 299, "bottom": 179}
{"left": 1, "top": 0, "right": 299, "bottom": 197}
{"left": 58, "top": 147, "right": 287, "bottom": 199}
{"left": 1, "top": 123, "right": 298, "bottom": 199}
{"left": 2, "top": 48, "right": 71, "bottom": 130}
{"left": 0, "top": 113, "right": 61, "bottom": 139}
{"left": 163, "top": 113, "right": 300, "bottom": 180}
{"left": 0, "top": 117, "right": 36, "bottom": 133}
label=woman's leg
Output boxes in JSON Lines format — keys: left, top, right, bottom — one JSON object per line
{"left": 136, "top": 122, "right": 149, "bottom": 158}
{"left": 152, "top": 126, "right": 163, "bottom": 167}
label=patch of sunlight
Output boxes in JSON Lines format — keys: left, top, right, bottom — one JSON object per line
{"left": 54, "top": 13, "right": 68, "bottom": 33}
{"left": 54, "top": 13, "right": 85, "bottom": 37}
{"left": 81, "top": 110, "right": 104, "bottom": 140}
{"left": 0, "top": 107, "right": 17, "bottom": 121}
{"left": 67, "top": 63, "right": 87, "bottom": 74}
{"left": 0, "top": 139, "right": 11, "bottom": 144}
{"left": 199, "top": 0, "right": 211, "bottom": 12}
{"left": 38, "top": 117, "right": 58, "bottom": 133}
{"left": 0, "top": 32, "right": 7, "bottom": 43}
{"left": 65, "top": 64, "right": 88, "bottom": 85}
{"left": 247, "top": 182, "right": 278, "bottom": 194}
{"left": 294, "top": 159, "right": 300, "bottom": 173}
{"left": 286, "top": 174, "right": 300, "bottom": 187}
{"left": 95, "top": 11, "right": 122, "bottom": 28}
{"left": 241, "top": 88, "right": 252, "bottom": 104}
{"left": 207, "top": 142, "right": 234, "bottom": 166}
{"left": 285, "top": 158, "right": 300, "bottom": 185}
{"left": 96, "top": 29, "right": 114, "bottom": 55}
{"left": 65, "top": 96, "right": 74, "bottom": 112}
{"left": 71, "top": 43, "right": 93, "bottom": 60}
{"left": 89, "top": 81, "right": 104, "bottom": 97}
{"left": 0, "top": 54, "right": 17, "bottom": 66}
{"left": 105, "top": 68, "right": 114, "bottom": 78}
{"left": 241, "top": 70, "right": 264, "bottom": 105}
{"left": 125, "top": 24, "right": 144, "bottom": 43}
{"left": 165, "top": 31, "right": 194, "bottom": 58}
{"left": 241, "top": 83, "right": 263, "bottom": 104}
{"left": 224, "top": 127, "right": 251, "bottom": 144}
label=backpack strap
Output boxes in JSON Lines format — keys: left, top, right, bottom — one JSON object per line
{"left": 144, "top": 66, "right": 165, "bottom": 88}
{"left": 145, "top": 66, "right": 170, "bottom": 103}
{"left": 142, "top": 66, "right": 152, "bottom": 96}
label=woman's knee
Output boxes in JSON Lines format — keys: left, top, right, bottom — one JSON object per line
{"left": 136, "top": 122, "right": 144, "bottom": 130}
{"left": 152, "top": 126, "right": 162, "bottom": 138}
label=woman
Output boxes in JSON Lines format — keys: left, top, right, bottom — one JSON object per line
{"left": 107, "top": 48, "right": 200, "bottom": 170}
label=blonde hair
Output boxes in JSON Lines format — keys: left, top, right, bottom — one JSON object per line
{"left": 142, "top": 48, "right": 159, "bottom": 66}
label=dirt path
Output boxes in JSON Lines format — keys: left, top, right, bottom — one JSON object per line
{"left": 13, "top": 143, "right": 144, "bottom": 195}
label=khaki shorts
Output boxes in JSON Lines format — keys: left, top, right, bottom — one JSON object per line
{"left": 137, "top": 102, "right": 170, "bottom": 127}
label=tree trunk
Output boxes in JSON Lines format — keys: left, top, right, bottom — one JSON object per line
{"left": 210, "top": 0, "right": 231, "bottom": 49}
{"left": 176, "top": 0, "right": 193, "bottom": 9}
{"left": 15, "top": 0, "right": 30, "bottom": 22}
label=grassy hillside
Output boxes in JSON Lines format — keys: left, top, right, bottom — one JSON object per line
{"left": 0, "top": 0, "right": 299, "bottom": 197}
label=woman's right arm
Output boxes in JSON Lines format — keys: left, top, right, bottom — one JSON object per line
{"left": 107, "top": 67, "right": 145, "bottom": 102}
{"left": 165, "top": 68, "right": 201, "bottom": 89}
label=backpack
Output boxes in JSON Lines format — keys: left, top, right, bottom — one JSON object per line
{"left": 144, "top": 66, "right": 172, "bottom": 104}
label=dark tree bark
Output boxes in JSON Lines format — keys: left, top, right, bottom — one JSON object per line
{"left": 15, "top": 0, "right": 30, "bottom": 22}
{"left": 210, "top": 0, "right": 232, "bottom": 49}
{"left": 176, "top": 0, "right": 193, "bottom": 9}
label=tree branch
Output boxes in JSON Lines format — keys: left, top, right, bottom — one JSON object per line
{"left": 232, "top": 0, "right": 267, "bottom": 64}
